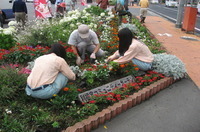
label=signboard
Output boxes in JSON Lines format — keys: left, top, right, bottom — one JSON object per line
{"left": 78, "top": 75, "right": 135, "bottom": 102}
{"left": 34, "top": 0, "right": 52, "bottom": 19}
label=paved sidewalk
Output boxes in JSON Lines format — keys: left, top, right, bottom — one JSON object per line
{"left": 93, "top": 79, "right": 200, "bottom": 132}
{"left": 92, "top": 5, "right": 200, "bottom": 132}
{"left": 129, "top": 6, "right": 200, "bottom": 89}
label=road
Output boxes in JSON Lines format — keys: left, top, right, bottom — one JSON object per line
{"left": 149, "top": 4, "right": 200, "bottom": 33}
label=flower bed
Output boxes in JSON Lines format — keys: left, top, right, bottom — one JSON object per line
{"left": 0, "top": 6, "right": 186, "bottom": 132}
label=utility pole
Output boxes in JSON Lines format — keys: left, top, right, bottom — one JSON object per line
{"left": 175, "top": 0, "right": 186, "bottom": 28}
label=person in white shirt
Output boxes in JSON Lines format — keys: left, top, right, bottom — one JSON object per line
{"left": 26, "top": 43, "right": 76, "bottom": 99}
{"left": 68, "top": 24, "right": 105, "bottom": 65}
{"left": 107, "top": 28, "right": 153, "bottom": 71}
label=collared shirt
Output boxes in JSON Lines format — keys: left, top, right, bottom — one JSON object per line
{"left": 109, "top": 39, "right": 154, "bottom": 64}
{"left": 27, "top": 53, "right": 75, "bottom": 88}
{"left": 139, "top": 0, "right": 149, "bottom": 8}
{"left": 68, "top": 29, "right": 99, "bottom": 46}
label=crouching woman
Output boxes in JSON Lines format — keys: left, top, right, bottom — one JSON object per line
{"left": 25, "top": 43, "right": 76, "bottom": 99}
{"left": 107, "top": 28, "right": 153, "bottom": 71}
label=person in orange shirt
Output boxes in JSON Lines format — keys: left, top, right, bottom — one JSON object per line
{"left": 107, "top": 28, "right": 154, "bottom": 71}
{"left": 25, "top": 43, "right": 76, "bottom": 99}
{"left": 138, "top": 0, "right": 149, "bottom": 23}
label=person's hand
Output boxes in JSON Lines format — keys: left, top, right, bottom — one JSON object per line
{"left": 90, "top": 53, "right": 96, "bottom": 59}
{"left": 106, "top": 56, "right": 113, "bottom": 62}
{"left": 76, "top": 56, "right": 82, "bottom": 66}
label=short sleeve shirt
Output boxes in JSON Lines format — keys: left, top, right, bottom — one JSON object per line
{"left": 68, "top": 29, "right": 99, "bottom": 46}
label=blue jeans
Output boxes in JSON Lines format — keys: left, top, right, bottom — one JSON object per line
{"left": 132, "top": 58, "right": 152, "bottom": 71}
{"left": 25, "top": 73, "right": 68, "bottom": 99}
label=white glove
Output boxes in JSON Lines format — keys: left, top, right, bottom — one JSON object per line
{"left": 90, "top": 53, "right": 96, "bottom": 59}
{"left": 76, "top": 56, "right": 82, "bottom": 66}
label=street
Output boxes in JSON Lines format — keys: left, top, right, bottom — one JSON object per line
{"left": 2, "top": 2, "right": 200, "bottom": 34}
{"left": 149, "top": 4, "right": 200, "bottom": 33}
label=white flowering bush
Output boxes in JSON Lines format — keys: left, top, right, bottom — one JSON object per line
{"left": 152, "top": 53, "right": 187, "bottom": 79}
{"left": 16, "top": 6, "right": 115, "bottom": 47}
{"left": 0, "top": 26, "right": 17, "bottom": 49}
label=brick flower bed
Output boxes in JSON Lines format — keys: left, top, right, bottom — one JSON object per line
{"left": 63, "top": 77, "right": 175, "bottom": 132}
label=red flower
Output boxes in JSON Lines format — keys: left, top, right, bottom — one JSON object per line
{"left": 115, "top": 94, "right": 121, "bottom": 98}
{"left": 63, "top": 87, "right": 69, "bottom": 91}
{"left": 122, "top": 84, "right": 128, "bottom": 88}
{"left": 77, "top": 89, "right": 82, "bottom": 92}
{"left": 106, "top": 97, "right": 113, "bottom": 100}
{"left": 89, "top": 100, "right": 96, "bottom": 104}
{"left": 82, "top": 102, "right": 86, "bottom": 105}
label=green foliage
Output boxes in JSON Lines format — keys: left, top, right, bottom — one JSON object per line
{"left": 1, "top": 113, "right": 28, "bottom": 132}
{"left": 85, "top": 5, "right": 105, "bottom": 16}
{"left": 67, "top": 103, "right": 98, "bottom": 122}
{"left": 0, "top": 66, "right": 27, "bottom": 102}
{"left": 0, "top": 33, "right": 16, "bottom": 50}
{"left": 152, "top": 53, "right": 187, "bottom": 79}
{"left": 46, "top": 87, "right": 79, "bottom": 110}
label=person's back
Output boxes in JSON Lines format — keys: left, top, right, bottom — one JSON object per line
{"left": 115, "top": 0, "right": 132, "bottom": 24}
{"left": 139, "top": 0, "right": 149, "bottom": 8}
{"left": 139, "top": 0, "right": 149, "bottom": 23}
{"left": 12, "top": 0, "right": 27, "bottom": 13}
{"left": 12, "top": 0, "right": 27, "bottom": 27}
{"left": 65, "top": 0, "right": 73, "bottom": 12}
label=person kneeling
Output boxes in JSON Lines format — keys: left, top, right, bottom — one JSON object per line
{"left": 25, "top": 43, "right": 76, "bottom": 99}
{"left": 68, "top": 24, "right": 105, "bottom": 65}
{"left": 107, "top": 28, "right": 153, "bottom": 71}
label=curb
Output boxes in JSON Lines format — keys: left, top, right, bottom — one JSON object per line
{"left": 64, "top": 77, "right": 175, "bottom": 132}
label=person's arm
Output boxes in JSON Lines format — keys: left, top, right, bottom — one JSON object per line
{"left": 113, "top": 43, "right": 139, "bottom": 64}
{"left": 71, "top": 45, "right": 79, "bottom": 57}
{"left": 93, "top": 43, "right": 100, "bottom": 54}
{"left": 12, "top": 2, "right": 15, "bottom": 13}
{"left": 24, "top": 3, "right": 28, "bottom": 14}
{"left": 107, "top": 50, "right": 120, "bottom": 62}
{"left": 60, "top": 59, "right": 76, "bottom": 80}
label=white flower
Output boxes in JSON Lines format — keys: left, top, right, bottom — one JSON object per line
{"left": 3, "top": 29, "right": 12, "bottom": 35}
{"left": 87, "top": 5, "right": 91, "bottom": 8}
{"left": 5, "top": 109, "right": 12, "bottom": 114}
{"left": 70, "top": 23, "right": 75, "bottom": 28}
{"left": 77, "top": 111, "right": 80, "bottom": 114}
{"left": 100, "top": 13, "right": 105, "bottom": 17}
{"left": 71, "top": 101, "right": 75, "bottom": 104}
{"left": 8, "top": 21, "right": 17, "bottom": 27}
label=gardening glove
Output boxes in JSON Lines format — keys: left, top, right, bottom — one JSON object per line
{"left": 76, "top": 56, "right": 82, "bottom": 66}
{"left": 90, "top": 53, "right": 96, "bottom": 59}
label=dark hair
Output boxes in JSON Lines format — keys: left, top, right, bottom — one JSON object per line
{"left": 118, "top": 28, "right": 133, "bottom": 56}
{"left": 48, "top": 43, "right": 66, "bottom": 59}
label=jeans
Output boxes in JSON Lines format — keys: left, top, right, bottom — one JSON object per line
{"left": 25, "top": 73, "right": 68, "bottom": 99}
{"left": 132, "top": 58, "right": 152, "bottom": 71}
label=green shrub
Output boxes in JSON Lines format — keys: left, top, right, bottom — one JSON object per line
{"left": 0, "top": 33, "right": 16, "bottom": 50}
{"left": 0, "top": 66, "right": 27, "bottom": 102}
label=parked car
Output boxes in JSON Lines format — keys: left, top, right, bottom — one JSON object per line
{"left": 165, "top": 0, "right": 178, "bottom": 7}
{"left": 0, "top": 0, "right": 14, "bottom": 23}
{"left": 150, "top": 0, "right": 159, "bottom": 4}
